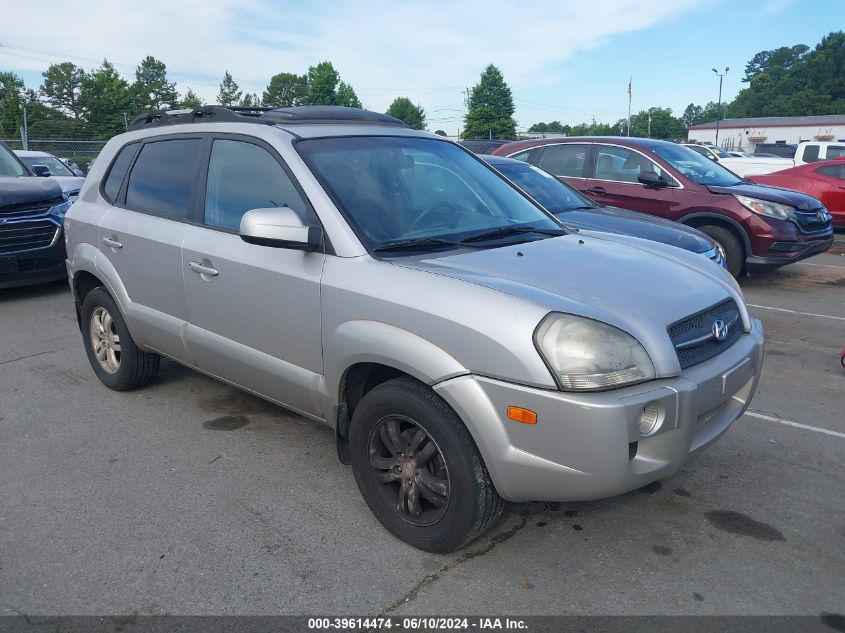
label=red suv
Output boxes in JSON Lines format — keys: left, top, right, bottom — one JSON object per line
{"left": 491, "top": 137, "right": 834, "bottom": 276}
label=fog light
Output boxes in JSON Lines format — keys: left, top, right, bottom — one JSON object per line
{"left": 637, "top": 402, "right": 661, "bottom": 436}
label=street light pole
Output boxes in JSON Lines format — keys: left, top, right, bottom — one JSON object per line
{"left": 712, "top": 66, "right": 729, "bottom": 146}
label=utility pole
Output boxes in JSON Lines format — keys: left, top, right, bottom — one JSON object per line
{"left": 712, "top": 66, "right": 729, "bottom": 146}
{"left": 647, "top": 110, "right": 651, "bottom": 138}
{"left": 123, "top": 112, "right": 129, "bottom": 132}
{"left": 20, "top": 104, "right": 28, "bottom": 150}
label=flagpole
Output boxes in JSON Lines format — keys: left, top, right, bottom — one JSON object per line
{"left": 627, "top": 77, "right": 632, "bottom": 136}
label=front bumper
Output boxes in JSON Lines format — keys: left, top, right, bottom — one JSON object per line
{"left": 0, "top": 223, "right": 67, "bottom": 289}
{"left": 434, "top": 318, "right": 765, "bottom": 502}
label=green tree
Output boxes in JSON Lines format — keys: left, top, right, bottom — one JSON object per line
{"left": 78, "top": 60, "right": 133, "bottom": 136}
{"left": 462, "top": 64, "right": 516, "bottom": 139}
{"left": 263, "top": 72, "right": 308, "bottom": 107}
{"left": 336, "top": 81, "right": 362, "bottom": 108}
{"left": 180, "top": 88, "right": 204, "bottom": 109}
{"left": 132, "top": 56, "right": 179, "bottom": 112}
{"left": 306, "top": 61, "right": 341, "bottom": 105}
{"left": 385, "top": 97, "right": 426, "bottom": 129}
{"left": 629, "top": 107, "right": 685, "bottom": 139}
{"left": 240, "top": 92, "right": 261, "bottom": 107}
{"left": 217, "top": 70, "right": 242, "bottom": 106}
{"left": 0, "top": 72, "right": 25, "bottom": 137}
{"left": 40, "top": 62, "right": 86, "bottom": 119}
{"left": 681, "top": 103, "right": 703, "bottom": 128}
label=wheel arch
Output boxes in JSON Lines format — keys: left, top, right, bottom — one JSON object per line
{"left": 679, "top": 211, "right": 751, "bottom": 254}
{"left": 325, "top": 320, "right": 470, "bottom": 463}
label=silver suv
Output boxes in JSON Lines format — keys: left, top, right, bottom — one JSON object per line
{"left": 65, "top": 106, "right": 764, "bottom": 552}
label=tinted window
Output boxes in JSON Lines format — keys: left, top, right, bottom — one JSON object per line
{"left": 803, "top": 145, "right": 820, "bottom": 162}
{"left": 537, "top": 144, "right": 589, "bottom": 177}
{"left": 125, "top": 139, "right": 202, "bottom": 217}
{"left": 816, "top": 164, "right": 845, "bottom": 180}
{"left": 103, "top": 143, "right": 138, "bottom": 202}
{"left": 205, "top": 140, "right": 308, "bottom": 231}
{"left": 594, "top": 145, "right": 670, "bottom": 183}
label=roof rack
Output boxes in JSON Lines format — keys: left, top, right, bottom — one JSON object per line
{"left": 128, "top": 105, "right": 407, "bottom": 131}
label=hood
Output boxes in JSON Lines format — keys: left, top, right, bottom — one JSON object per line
{"left": 558, "top": 206, "right": 713, "bottom": 254}
{"left": 0, "top": 176, "right": 65, "bottom": 208}
{"left": 393, "top": 233, "right": 745, "bottom": 374}
{"left": 707, "top": 182, "right": 821, "bottom": 210}
{"left": 47, "top": 176, "right": 85, "bottom": 194}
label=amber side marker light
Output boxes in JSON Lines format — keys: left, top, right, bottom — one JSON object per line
{"left": 507, "top": 407, "right": 538, "bottom": 424}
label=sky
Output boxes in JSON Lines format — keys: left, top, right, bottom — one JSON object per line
{"left": 0, "top": 0, "right": 841, "bottom": 135}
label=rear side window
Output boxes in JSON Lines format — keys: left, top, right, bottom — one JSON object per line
{"left": 802, "top": 145, "right": 820, "bottom": 162}
{"left": 537, "top": 144, "right": 590, "bottom": 177}
{"left": 816, "top": 164, "right": 845, "bottom": 180}
{"left": 125, "top": 139, "right": 202, "bottom": 218}
{"left": 102, "top": 143, "right": 138, "bottom": 203}
{"left": 827, "top": 145, "right": 845, "bottom": 160}
{"left": 204, "top": 139, "right": 309, "bottom": 231}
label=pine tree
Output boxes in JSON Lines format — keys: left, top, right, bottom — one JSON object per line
{"left": 462, "top": 65, "right": 516, "bottom": 139}
{"left": 131, "top": 56, "right": 179, "bottom": 112}
{"left": 217, "top": 70, "right": 242, "bottom": 106}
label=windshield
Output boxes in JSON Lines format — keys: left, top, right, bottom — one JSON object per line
{"left": 297, "top": 136, "right": 563, "bottom": 250}
{"left": 0, "top": 144, "right": 26, "bottom": 177}
{"left": 19, "top": 154, "right": 74, "bottom": 177}
{"left": 493, "top": 161, "right": 594, "bottom": 213}
{"left": 653, "top": 144, "right": 742, "bottom": 186}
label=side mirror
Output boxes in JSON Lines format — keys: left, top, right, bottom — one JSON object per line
{"left": 71, "top": 167, "right": 84, "bottom": 177}
{"left": 638, "top": 171, "right": 669, "bottom": 188}
{"left": 31, "top": 165, "right": 52, "bottom": 177}
{"left": 239, "top": 207, "right": 322, "bottom": 252}
{"left": 707, "top": 153, "right": 719, "bottom": 162}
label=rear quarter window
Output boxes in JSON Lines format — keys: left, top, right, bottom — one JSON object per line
{"left": 102, "top": 143, "right": 139, "bottom": 203}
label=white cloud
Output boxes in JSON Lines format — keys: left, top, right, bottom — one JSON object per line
{"left": 1, "top": 0, "right": 704, "bottom": 132}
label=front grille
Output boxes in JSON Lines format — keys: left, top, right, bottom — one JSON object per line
{"left": 0, "top": 204, "right": 53, "bottom": 219}
{"left": 668, "top": 299, "right": 743, "bottom": 369}
{"left": 793, "top": 208, "right": 831, "bottom": 233}
{"left": 0, "top": 220, "right": 59, "bottom": 254}
{"left": 0, "top": 196, "right": 63, "bottom": 219}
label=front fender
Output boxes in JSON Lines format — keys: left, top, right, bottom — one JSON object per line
{"left": 321, "top": 320, "right": 470, "bottom": 422}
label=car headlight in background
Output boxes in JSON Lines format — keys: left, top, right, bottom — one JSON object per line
{"left": 534, "top": 313, "right": 655, "bottom": 391}
{"left": 49, "top": 200, "right": 71, "bottom": 218}
{"left": 734, "top": 194, "right": 795, "bottom": 220}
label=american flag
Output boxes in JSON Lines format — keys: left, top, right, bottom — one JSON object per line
{"left": 627, "top": 78, "right": 632, "bottom": 100}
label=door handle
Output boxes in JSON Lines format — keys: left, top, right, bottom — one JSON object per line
{"left": 189, "top": 261, "right": 219, "bottom": 277}
{"left": 586, "top": 186, "right": 606, "bottom": 195}
{"left": 101, "top": 237, "right": 123, "bottom": 249}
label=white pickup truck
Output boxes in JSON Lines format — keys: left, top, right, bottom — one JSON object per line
{"left": 684, "top": 141, "right": 845, "bottom": 178}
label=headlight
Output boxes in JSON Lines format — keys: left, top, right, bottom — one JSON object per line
{"left": 49, "top": 200, "right": 71, "bottom": 218}
{"left": 534, "top": 313, "right": 655, "bottom": 391}
{"left": 734, "top": 194, "right": 794, "bottom": 220}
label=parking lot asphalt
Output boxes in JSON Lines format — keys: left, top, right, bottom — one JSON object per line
{"left": 1, "top": 242, "right": 843, "bottom": 618}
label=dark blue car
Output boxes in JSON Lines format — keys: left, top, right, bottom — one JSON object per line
{"left": 483, "top": 154, "right": 727, "bottom": 269}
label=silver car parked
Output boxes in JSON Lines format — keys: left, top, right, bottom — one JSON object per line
{"left": 65, "top": 106, "right": 764, "bottom": 552}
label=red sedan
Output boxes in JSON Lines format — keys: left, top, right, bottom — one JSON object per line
{"left": 749, "top": 160, "right": 845, "bottom": 228}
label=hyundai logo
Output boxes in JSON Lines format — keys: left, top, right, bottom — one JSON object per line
{"left": 712, "top": 319, "right": 729, "bottom": 342}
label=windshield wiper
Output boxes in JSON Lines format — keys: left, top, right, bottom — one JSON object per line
{"left": 372, "top": 237, "right": 457, "bottom": 253}
{"left": 555, "top": 205, "right": 595, "bottom": 212}
{"left": 459, "top": 225, "right": 566, "bottom": 244}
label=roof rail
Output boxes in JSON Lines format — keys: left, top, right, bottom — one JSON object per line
{"left": 128, "top": 105, "right": 407, "bottom": 131}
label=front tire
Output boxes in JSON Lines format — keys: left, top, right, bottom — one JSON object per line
{"left": 699, "top": 224, "right": 745, "bottom": 277}
{"left": 81, "top": 287, "right": 160, "bottom": 391}
{"left": 349, "top": 377, "right": 502, "bottom": 553}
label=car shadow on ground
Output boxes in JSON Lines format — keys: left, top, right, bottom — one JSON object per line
{"left": 0, "top": 278, "right": 69, "bottom": 303}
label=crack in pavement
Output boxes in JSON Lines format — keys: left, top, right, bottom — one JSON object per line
{"left": 378, "top": 511, "right": 530, "bottom": 617}
{"left": 0, "top": 348, "right": 65, "bottom": 366}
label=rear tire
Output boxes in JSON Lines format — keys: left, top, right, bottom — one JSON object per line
{"left": 349, "top": 377, "right": 502, "bottom": 553}
{"left": 81, "top": 287, "right": 160, "bottom": 391}
{"left": 699, "top": 224, "right": 745, "bottom": 277}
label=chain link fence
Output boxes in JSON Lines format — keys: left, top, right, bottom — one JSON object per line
{"left": 2, "top": 138, "right": 107, "bottom": 173}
